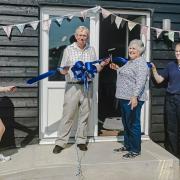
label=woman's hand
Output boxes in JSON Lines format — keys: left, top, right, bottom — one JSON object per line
{"left": 129, "top": 96, "right": 138, "bottom": 110}
{"left": 150, "top": 63, "right": 164, "bottom": 83}
{"left": 151, "top": 62, "right": 159, "bottom": 74}
{"left": 150, "top": 62, "right": 155, "bottom": 68}
{"left": 109, "top": 63, "right": 119, "bottom": 70}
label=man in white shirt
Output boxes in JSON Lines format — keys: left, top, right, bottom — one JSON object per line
{"left": 53, "top": 26, "right": 109, "bottom": 153}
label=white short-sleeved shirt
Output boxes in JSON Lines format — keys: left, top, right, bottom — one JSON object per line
{"left": 60, "top": 42, "right": 97, "bottom": 82}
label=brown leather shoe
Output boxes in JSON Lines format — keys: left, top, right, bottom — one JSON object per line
{"left": 53, "top": 145, "right": 64, "bottom": 154}
{"left": 77, "top": 144, "right": 88, "bottom": 151}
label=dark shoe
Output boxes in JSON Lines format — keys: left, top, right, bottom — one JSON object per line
{"left": 122, "top": 152, "right": 140, "bottom": 159}
{"left": 53, "top": 145, "right": 64, "bottom": 154}
{"left": 77, "top": 144, "right": 88, "bottom": 151}
{"left": 113, "top": 146, "right": 128, "bottom": 152}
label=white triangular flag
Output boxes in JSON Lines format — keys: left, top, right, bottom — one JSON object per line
{"left": 3, "top": 25, "right": 13, "bottom": 38}
{"left": 42, "top": 19, "right": 51, "bottom": 31}
{"left": 128, "top": 21, "right": 137, "bottom": 31}
{"left": 155, "top": 28, "right": 163, "bottom": 39}
{"left": 29, "top": 21, "right": 39, "bottom": 30}
{"left": 81, "top": 10, "right": 88, "bottom": 20}
{"left": 101, "top": 8, "right": 111, "bottom": 19}
{"left": 111, "top": 15, "right": 116, "bottom": 24}
{"left": 67, "top": 14, "right": 74, "bottom": 20}
{"left": 140, "top": 25, "right": 148, "bottom": 39}
{"left": 115, "top": 16, "right": 122, "bottom": 29}
{"left": 16, "top": 23, "right": 25, "bottom": 34}
{"left": 168, "top": 31, "right": 175, "bottom": 42}
{"left": 89, "top": 6, "right": 101, "bottom": 13}
{"left": 56, "top": 17, "right": 64, "bottom": 26}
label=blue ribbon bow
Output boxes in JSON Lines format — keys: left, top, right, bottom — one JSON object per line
{"left": 71, "top": 61, "right": 97, "bottom": 90}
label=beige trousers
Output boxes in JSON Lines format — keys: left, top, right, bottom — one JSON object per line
{"left": 55, "top": 83, "right": 93, "bottom": 148}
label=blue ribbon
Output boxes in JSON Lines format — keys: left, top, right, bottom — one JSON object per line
{"left": 27, "top": 67, "right": 64, "bottom": 84}
{"left": 112, "top": 57, "right": 152, "bottom": 68}
{"left": 27, "top": 57, "right": 152, "bottom": 85}
{"left": 71, "top": 61, "right": 97, "bottom": 90}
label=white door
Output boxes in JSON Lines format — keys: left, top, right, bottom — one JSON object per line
{"left": 39, "top": 7, "right": 99, "bottom": 144}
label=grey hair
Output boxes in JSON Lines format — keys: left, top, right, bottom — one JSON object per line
{"left": 129, "top": 39, "right": 145, "bottom": 55}
{"left": 75, "top": 26, "right": 89, "bottom": 36}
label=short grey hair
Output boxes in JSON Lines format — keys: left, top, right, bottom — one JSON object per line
{"left": 75, "top": 26, "right": 89, "bottom": 36}
{"left": 128, "top": 39, "right": 145, "bottom": 55}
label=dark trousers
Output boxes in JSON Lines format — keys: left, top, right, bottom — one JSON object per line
{"left": 119, "top": 99, "right": 144, "bottom": 153}
{"left": 164, "top": 93, "right": 180, "bottom": 158}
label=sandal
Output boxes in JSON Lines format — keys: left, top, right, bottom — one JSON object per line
{"left": 122, "top": 152, "right": 140, "bottom": 159}
{"left": 113, "top": 146, "right": 128, "bottom": 152}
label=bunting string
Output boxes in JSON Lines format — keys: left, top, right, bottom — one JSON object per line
{"left": 1, "top": 6, "right": 180, "bottom": 42}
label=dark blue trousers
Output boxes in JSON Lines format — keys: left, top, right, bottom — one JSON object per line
{"left": 119, "top": 99, "right": 144, "bottom": 153}
{"left": 164, "top": 93, "right": 180, "bottom": 158}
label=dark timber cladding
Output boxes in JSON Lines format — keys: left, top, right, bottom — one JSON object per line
{"left": 0, "top": 0, "right": 180, "bottom": 147}
{"left": 0, "top": 0, "right": 39, "bottom": 148}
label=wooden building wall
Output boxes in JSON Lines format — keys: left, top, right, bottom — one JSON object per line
{"left": 0, "top": 0, "right": 39, "bottom": 148}
{"left": 1, "top": 0, "right": 180, "bottom": 147}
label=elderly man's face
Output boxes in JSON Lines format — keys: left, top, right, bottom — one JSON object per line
{"left": 75, "top": 29, "right": 88, "bottom": 48}
{"left": 128, "top": 44, "right": 141, "bottom": 60}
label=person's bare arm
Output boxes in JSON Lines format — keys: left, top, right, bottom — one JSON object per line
{"left": 0, "top": 86, "right": 16, "bottom": 93}
{"left": 151, "top": 63, "right": 164, "bottom": 84}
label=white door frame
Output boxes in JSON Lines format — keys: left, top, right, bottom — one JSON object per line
{"left": 39, "top": 6, "right": 151, "bottom": 144}
{"left": 94, "top": 9, "right": 151, "bottom": 142}
{"left": 39, "top": 7, "right": 100, "bottom": 144}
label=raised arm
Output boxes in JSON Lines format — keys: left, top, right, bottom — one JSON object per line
{"left": 0, "top": 86, "right": 16, "bottom": 93}
{"left": 151, "top": 63, "right": 164, "bottom": 84}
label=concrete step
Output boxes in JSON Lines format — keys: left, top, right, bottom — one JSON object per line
{"left": 0, "top": 140, "right": 179, "bottom": 180}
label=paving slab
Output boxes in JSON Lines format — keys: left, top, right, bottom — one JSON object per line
{"left": 0, "top": 140, "right": 179, "bottom": 180}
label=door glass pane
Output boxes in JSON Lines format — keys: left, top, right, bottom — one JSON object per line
{"left": 48, "top": 16, "right": 90, "bottom": 81}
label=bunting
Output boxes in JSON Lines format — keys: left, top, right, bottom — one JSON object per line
{"left": 101, "top": 8, "right": 111, "bottom": 19}
{"left": 81, "top": 10, "right": 88, "bottom": 21}
{"left": 155, "top": 28, "right": 163, "bottom": 39}
{"left": 16, "top": 23, "right": 26, "bottom": 34}
{"left": 0, "top": 6, "right": 179, "bottom": 42}
{"left": 56, "top": 17, "right": 64, "bottom": 26}
{"left": 110, "top": 15, "right": 116, "bottom": 24}
{"left": 128, "top": 21, "right": 137, "bottom": 31}
{"left": 3, "top": 25, "right": 13, "bottom": 38}
{"left": 141, "top": 26, "right": 148, "bottom": 37}
{"left": 29, "top": 21, "right": 39, "bottom": 30}
{"left": 115, "top": 16, "right": 122, "bottom": 29}
{"left": 42, "top": 19, "right": 51, "bottom": 31}
{"left": 168, "top": 31, "right": 175, "bottom": 42}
